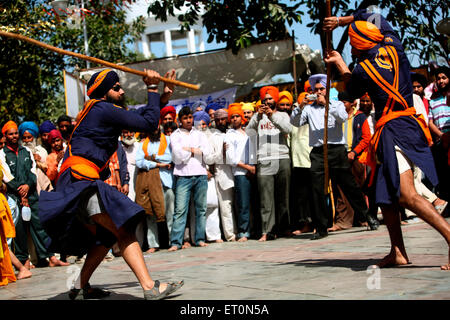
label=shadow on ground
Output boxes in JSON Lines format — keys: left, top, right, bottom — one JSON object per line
{"left": 280, "top": 259, "right": 441, "bottom": 271}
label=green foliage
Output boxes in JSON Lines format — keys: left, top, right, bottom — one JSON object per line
{"left": 300, "top": 0, "right": 448, "bottom": 66}
{"left": 148, "top": 0, "right": 448, "bottom": 66}
{"left": 0, "top": 0, "right": 145, "bottom": 126}
{"left": 148, "top": 0, "right": 303, "bottom": 54}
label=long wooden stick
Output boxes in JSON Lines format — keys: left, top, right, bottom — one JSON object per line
{"left": 0, "top": 30, "right": 200, "bottom": 91}
{"left": 323, "top": 0, "right": 332, "bottom": 195}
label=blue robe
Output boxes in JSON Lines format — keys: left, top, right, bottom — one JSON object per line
{"left": 348, "top": 9, "right": 438, "bottom": 205}
{"left": 38, "top": 92, "right": 160, "bottom": 255}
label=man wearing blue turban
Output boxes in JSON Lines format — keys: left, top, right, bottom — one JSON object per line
{"left": 39, "top": 120, "right": 57, "bottom": 154}
{"left": 193, "top": 110, "right": 210, "bottom": 130}
{"left": 19, "top": 121, "right": 49, "bottom": 173}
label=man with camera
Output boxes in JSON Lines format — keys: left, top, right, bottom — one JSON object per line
{"left": 290, "top": 74, "right": 376, "bottom": 240}
{"left": 245, "top": 86, "right": 292, "bottom": 241}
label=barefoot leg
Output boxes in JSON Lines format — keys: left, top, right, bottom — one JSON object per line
{"left": 9, "top": 252, "right": 32, "bottom": 280}
{"left": 398, "top": 170, "right": 450, "bottom": 270}
{"left": 49, "top": 255, "right": 70, "bottom": 267}
{"left": 258, "top": 234, "right": 267, "bottom": 242}
{"left": 377, "top": 204, "right": 410, "bottom": 268}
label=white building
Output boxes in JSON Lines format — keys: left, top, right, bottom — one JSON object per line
{"left": 125, "top": 0, "right": 206, "bottom": 58}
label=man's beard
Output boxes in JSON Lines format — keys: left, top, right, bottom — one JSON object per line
{"left": 21, "top": 140, "right": 36, "bottom": 152}
{"left": 106, "top": 94, "right": 126, "bottom": 107}
{"left": 216, "top": 122, "right": 227, "bottom": 133}
{"left": 122, "top": 136, "right": 136, "bottom": 146}
{"left": 149, "top": 131, "right": 161, "bottom": 142}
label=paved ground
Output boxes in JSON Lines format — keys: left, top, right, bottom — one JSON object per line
{"left": 1, "top": 218, "right": 449, "bottom": 302}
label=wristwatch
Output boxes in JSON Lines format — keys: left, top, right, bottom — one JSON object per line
{"left": 147, "top": 84, "right": 158, "bottom": 89}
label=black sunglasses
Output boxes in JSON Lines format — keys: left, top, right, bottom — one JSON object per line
{"left": 112, "top": 84, "right": 122, "bottom": 92}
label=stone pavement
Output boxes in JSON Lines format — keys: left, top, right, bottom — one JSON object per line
{"left": 1, "top": 218, "right": 449, "bottom": 301}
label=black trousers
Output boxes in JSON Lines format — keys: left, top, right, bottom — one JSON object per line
{"left": 290, "top": 167, "right": 314, "bottom": 229}
{"left": 310, "top": 144, "right": 368, "bottom": 233}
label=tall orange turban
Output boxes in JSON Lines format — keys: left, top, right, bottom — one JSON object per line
{"left": 2, "top": 121, "right": 18, "bottom": 135}
{"left": 260, "top": 86, "right": 279, "bottom": 103}
{"left": 228, "top": 103, "right": 247, "bottom": 124}
{"left": 304, "top": 80, "right": 311, "bottom": 93}
{"left": 278, "top": 91, "right": 293, "bottom": 105}
{"left": 297, "top": 92, "right": 308, "bottom": 105}
{"left": 348, "top": 21, "right": 384, "bottom": 51}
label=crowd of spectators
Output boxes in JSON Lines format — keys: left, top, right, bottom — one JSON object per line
{"left": 1, "top": 65, "right": 449, "bottom": 286}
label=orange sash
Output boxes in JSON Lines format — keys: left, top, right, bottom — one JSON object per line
{"left": 142, "top": 134, "right": 168, "bottom": 158}
{"left": 357, "top": 47, "right": 432, "bottom": 186}
{"left": 57, "top": 99, "right": 110, "bottom": 181}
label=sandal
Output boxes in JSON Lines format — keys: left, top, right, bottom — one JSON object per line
{"left": 435, "top": 202, "right": 448, "bottom": 215}
{"left": 143, "top": 280, "right": 184, "bottom": 300}
{"left": 68, "top": 283, "right": 111, "bottom": 300}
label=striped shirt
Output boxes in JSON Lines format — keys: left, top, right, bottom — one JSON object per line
{"left": 428, "top": 94, "right": 450, "bottom": 133}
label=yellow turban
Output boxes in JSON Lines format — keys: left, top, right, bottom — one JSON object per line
{"left": 278, "top": 91, "right": 293, "bottom": 105}
{"left": 241, "top": 102, "right": 255, "bottom": 112}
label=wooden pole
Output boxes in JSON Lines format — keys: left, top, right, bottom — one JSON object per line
{"left": 292, "top": 31, "right": 298, "bottom": 101}
{"left": 323, "top": 0, "right": 332, "bottom": 194}
{"left": 0, "top": 30, "right": 200, "bottom": 91}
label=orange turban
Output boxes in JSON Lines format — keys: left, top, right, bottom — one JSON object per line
{"left": 348, "top": 21, "right": 384, "bottom": 51}
{"left": 278, "top": 91, "right": 293, "bottom": 105}
{"left": 228, "top": 103, "right": 247, "bottom": 124}
{"left": 2, "top": 121, "right": 18, "bottom": 135}
{"left": 361, "top": 92, "right": 370, "bottom": 99}
{"left": 260, "top": 86, "right": 279, "bottom": 103}
{"left": 297, "top": 92, "right": 308, "bottom": 105}
{"left": 304, "top": 80, "right": 311, "bottom": 92}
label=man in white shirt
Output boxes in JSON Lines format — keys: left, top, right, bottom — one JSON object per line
{"left": 168, "top": 107, "right": 211, "bottom": 251}
{"left": 206, "top": 108, "right": 237, "bottom": 242}
{"left": 225, "top": 104, "right": 256, "bottom": 241}
{"left": 120, "top": 130, "right": 139, "bottom": 201}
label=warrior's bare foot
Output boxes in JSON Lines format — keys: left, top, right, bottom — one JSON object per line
{"left": 258, "top": 234, "right": 267, "bottom": 242}
{"left": 49, "top": 256, "right": 70, "bottom": 267}
{"left": 213, "top": 239, "right": 224, "bottom": 243}
{"left": 17, "top": 267, "right": 32, "bottom": 280}
{"left": 145, "top": 248, "right": 159, "bottom": 254}
{"left": 237, "top": 237, "right": 248, "bottom": 242}
{"left": 168, "top": 246, "right": 179, "bottom": 252}
{"left": 441, "top": 248, "right": 450, "bottom": 270}
{"left": 182, "top": 241, "right": 191, "bottom": 249}
{"left": 328, "top": 225, "right": 343, "bottom": 232}
{"left": 377, "top": 247, "right": 410, "bottom": 268}
{"left": 197, "top": 242, "right": 208, "bottom": 247}
{"left": 23, "top": 260, "right": 35, "bottom": 270}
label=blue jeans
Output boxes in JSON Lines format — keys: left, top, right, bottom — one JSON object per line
{"left": 170, "top": 175, "right": 208, "bottom": 248}
{"left": 234, "top": 175, "right": 251, "bottom": 238}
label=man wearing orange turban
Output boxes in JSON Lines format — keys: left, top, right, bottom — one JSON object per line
{"left": 323, "top": 9, "right": 450, "bottom": 270}
{"left": 260, "top": 86, "right": 279, "bottom": 105}
{"left": 304, "top": 80, "right": 312, "bottom": 94}
{"left": 1, "top": 121, "right": 18, "bottom": 136}
{"left": 247, "top": 85, "right": 293, "bottom": 242}
{"left": 228, "top": 103, "right": 247, "bottom": 125}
